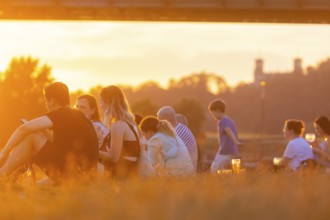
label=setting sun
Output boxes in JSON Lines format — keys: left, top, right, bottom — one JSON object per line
{"left": 0, "top": 21, "right": 330, "bottom": 91}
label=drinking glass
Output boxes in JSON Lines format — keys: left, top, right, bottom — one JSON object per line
{"left": 273, "top": 157, "right": 282, "bottom": 166}
{"left": 305, "top": 133, "right": 316, "bottom": 148}
{"left": 231, "top": 159, "right": 241, "bottom": 174}
{"left": 305, "top": 133, "right": 316, "bottom": 143}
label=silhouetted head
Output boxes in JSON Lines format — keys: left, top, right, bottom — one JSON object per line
{"left": 140, "top": 116, "right": 176, "bottom": 140}
{"left": 283, "top": 120, "right": 305, "bottom": 139}
{"left": 208, "top": 99, "right": 226, "bottom": 120}
{"left": 157, "top": 106, "right": 177, "bottom": 127}
{"left": 99, "top": 85, "right": 134, "bottom": 125}
{"left": 314, "top": 116, "right": 330, "bottom": 137}
{"left": 44, "top": 82, "right": 70, "bottom": 111}
{"left": 76, "top": 95, "right": 101, "bottom": 121}
{"left": 176, "top": 113, "right": 188, "bottom": 126}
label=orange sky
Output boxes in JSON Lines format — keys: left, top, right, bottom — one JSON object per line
{"left": 0, "top": 21, "right": 329, "bottom": 91}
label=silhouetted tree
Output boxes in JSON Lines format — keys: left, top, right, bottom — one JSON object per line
{"left": 131, "top": 99, "right": 158, "bottom": 117}
{"left": 63, "top": 58, "right": 330, "bottom": 137}
{"left": 170, "top": 72, "right": 228, "bottom": 94}
{"left": 0, "top": 56, "right": 54, "bottom": 144}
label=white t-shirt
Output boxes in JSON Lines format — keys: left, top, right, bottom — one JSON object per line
{"left": 148, "top": 132, "right": 194, "bottom": 176}
{"left": 283, "top": 137, "right": 314, "bottom": 170}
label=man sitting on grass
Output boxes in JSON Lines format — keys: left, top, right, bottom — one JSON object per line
{"left": 0, "top": 82, "right": 98, "bottom": 183}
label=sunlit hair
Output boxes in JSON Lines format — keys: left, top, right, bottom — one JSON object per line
{"left": 208, "top": 99, "right": 226, "bottom": 113}
{"left": 157, "top": 106, "right": 177, "bottom": 125}
{"left": 315, "top": 116, "right": 330, "bottom": 135}
{"left": 140, "top": 116, "right": 176, "bottom": 137}
{"left": 285, "top": 120, "right": 305, "bottom": 136}
{"left": 77, "top": 94, "right": 101, "bottom": 122}
{"left": 44, "top": 82, "right": 70, "bottom": 106}
{"left": 100, "top": 85, "right": 135, "bottom": 126}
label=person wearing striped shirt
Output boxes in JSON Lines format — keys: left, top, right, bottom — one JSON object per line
{"left": 157, "top": 106, "right": 198, "bottom": 172}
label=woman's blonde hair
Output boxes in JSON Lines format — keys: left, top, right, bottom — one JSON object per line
{"left": 140, "top": 116, "right": 176, "bottom": 137}
{"left": 100, "top": 85, "right": 135, "bottom": 126}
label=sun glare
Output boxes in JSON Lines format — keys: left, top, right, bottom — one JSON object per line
{"left": 0, "top": 21, "right": 329, "bottom": 91}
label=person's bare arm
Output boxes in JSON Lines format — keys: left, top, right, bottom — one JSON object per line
{"left": 1, "top": 116, "right": 53, "bottom": 155}
{"left": 21, "top": 118, "right": 53, "bottom": 142}
{"left": 313, "top": 147, "right": 330, "bottom": 160}
{"left": 224, "top": 127, "right": 241, "bottom": 145}
{"left": 98, "top": 121, "right": 125, "bottom": 163}
{"left": 278, "top": 157, "right": 290, "bottom": 167}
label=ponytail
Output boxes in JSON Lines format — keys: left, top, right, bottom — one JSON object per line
{"left": 157, "top": 120, "right": 176, "bottom": 137}
{"left": 140, "top": 116, "right": 177, "bottom": 138}
{"left": 285, "top": 119, "right": 305, "bottom": 136}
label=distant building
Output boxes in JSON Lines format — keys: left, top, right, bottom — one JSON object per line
{"left": 254, "top": 58, "right": 304, "bottom": 84}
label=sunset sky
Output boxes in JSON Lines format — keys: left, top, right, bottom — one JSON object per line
{"left": 0, "top": 21, "right": 329, "bottom": 91}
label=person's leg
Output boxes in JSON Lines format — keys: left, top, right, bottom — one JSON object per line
{"left": 0, "top": 133, "right": 47, "bottom": 177}
{"left": 210, "top": 154, "right": 230, "bottom": 173}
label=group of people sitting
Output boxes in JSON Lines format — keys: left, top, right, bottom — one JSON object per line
{"left": 275, "top": 117, "right": 330, "bottom": 172}
{"left": 205, "top": 98, "right": 330, "bottom": 173}
{"left": 0, "top": 82, "right": 329, "bottom": 184}
{"left": 0, "top": 82, "right": 200, "bottom": 184}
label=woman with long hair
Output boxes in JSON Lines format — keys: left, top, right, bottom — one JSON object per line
{"left": 312, "top": 116, "right": 330, "bottom": 167}
{"left": 140, "top": 116, "right": 194, "bottom": 176}
{"left": 76, "top": 94, "right": 109, "bottom": 148}
{"left": 98, "top": 85, "right": 140, "bottom": 178}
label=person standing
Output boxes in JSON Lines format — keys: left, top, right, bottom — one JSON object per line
{"left": 208, "top": 99, "right": 240, "bottom": 173}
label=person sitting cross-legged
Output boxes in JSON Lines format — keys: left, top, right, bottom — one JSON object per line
{"left": 0, "top": 82, "right": 99, "bottom": 183}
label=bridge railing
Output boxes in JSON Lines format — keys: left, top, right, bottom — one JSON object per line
{"left": 0, "top": 0, "right": 55, "bottom": 6}
{"left": 113, "top": 0, "right": 165, "bottom": 7}
{"left": 61, "top": 0, "right": 111, "bottom": 7}
{"left": 302, "top": 0, "right": 330, "bottom": 9}
{"left": 1, "top": 0, "right": 330, "bottom": 9}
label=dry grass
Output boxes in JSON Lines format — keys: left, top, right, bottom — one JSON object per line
{"left": 1, "top": 171, "right": 330, "bottom": 220}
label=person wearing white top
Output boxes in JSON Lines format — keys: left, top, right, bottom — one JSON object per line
{"left": 278, "top": 119, "right": 314, "bottom": 171}
{"left": 140, "top": 116, "right": 194, "bottom": 176}
{"left": 157, "top": 106, "right": 198, "bottom": 171}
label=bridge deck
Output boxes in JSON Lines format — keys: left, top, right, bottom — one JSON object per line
{"left": 0, "top": 0, "right": 330, "bottom": 23}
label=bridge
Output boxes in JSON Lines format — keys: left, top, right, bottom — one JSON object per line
{"left": 0, "top": 0, "right": 330, "bottom": 23}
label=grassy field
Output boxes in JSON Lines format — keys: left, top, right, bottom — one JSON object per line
{"left": 2, "top": 134, "right": 326, "bottom": 220}
{"left": 1, "top": 171, "right": 330, "bottom": 220}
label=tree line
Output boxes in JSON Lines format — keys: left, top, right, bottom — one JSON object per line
{"left": 0, "top": 56, "right": 329, "bottom": 146}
